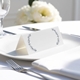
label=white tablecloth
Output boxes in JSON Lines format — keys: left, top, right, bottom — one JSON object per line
{"left": 4, "top": 21, "right": 80, "bottom": 36}
{"left": 0, "top": 21, "right": 80, "bottom": 80}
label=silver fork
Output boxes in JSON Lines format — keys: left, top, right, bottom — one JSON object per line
{"left": 6, "top": 59, "right": 47, "bottom": 80}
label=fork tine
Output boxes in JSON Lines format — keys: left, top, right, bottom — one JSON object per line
{"left": 6, "top": 59, "right": 20, "bottom": 69}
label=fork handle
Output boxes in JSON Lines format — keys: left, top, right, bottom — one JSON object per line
{"left": 23, "top": 69, "right": 48, "bottom": 80}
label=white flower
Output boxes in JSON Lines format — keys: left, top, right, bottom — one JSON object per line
{"left": 16, "top": 5, "right": 33, "bottom": 25}
{"left": 31, "top": 1, "right": 62, "bottom": 23}
{"left": 16, "top": 1, "right": 62, "bottom": 25}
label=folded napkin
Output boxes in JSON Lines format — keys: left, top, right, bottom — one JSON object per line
{"left": 32, "top": 46, "right": 80, "bottom": 80}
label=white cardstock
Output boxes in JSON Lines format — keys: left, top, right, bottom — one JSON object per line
{"left": 16, "top": 27, "right": 63, "bottom": 55}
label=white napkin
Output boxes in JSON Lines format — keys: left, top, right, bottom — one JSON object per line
{"left": 32, "top": 46, "right": 80, "bottom": 80}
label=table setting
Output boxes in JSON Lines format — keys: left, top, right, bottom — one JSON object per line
{"left": 0, "top": 21, "right": 80, "bottom": 80}
{"left": 0, "top": 0, "right": 80, "bottom": 80}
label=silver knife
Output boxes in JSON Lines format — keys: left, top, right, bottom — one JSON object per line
{"left": 3, "top": 30, "right": 16, "bottom": 35}
{"left": 22, "top": 26, "right": 40, "bottom": 31}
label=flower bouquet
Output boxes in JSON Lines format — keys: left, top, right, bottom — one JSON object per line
{"left": 16, "top": 0, "right": 62, "bottom": 25}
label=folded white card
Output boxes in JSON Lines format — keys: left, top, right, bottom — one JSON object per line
{"left": 32, "top": 46, "right": 80, "bottom": 80}
{"left": 16, "top": 27, "right": 63, "bottom": 55}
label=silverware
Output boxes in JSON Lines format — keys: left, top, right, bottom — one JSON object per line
{"left": 22, "top": 26, "right": 40, "bottom": 31}
{"left": 6, "top": 59, "right": 47, "bottom": 80}
{"left": 3, "top": 30, "right": 16, "bottom": 35}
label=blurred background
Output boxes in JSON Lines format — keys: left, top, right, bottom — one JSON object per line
{"left": 4, "top": 0, "right": 80, "bottom": 27}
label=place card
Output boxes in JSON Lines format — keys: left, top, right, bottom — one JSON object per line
{"left": 16, "top": 27, "right": 63, "bottom": 55}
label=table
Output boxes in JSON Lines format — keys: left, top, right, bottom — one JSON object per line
{"left": 4, "top": 21, "right": 80, "bottom": 35}
{"left": 0, "top": 21, "right": 79, "bottom": 80}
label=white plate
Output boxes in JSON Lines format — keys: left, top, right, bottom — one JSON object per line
{"left": 0, "top": 34, "right": 80, "bottom": 61}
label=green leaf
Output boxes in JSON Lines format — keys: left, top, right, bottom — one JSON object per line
{"left": 28, "top": 0, "right": 38, "bottom": 6}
